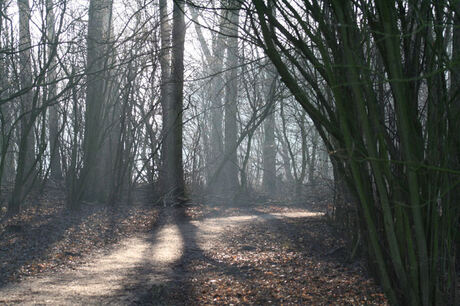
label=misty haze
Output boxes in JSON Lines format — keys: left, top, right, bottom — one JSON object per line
{"left": 0, "top": 0, "right": 459, "bottom": 305}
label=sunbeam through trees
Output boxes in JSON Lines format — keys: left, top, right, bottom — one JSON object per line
{"left": 0, "top": 0, "right": 459, "bottom": 304}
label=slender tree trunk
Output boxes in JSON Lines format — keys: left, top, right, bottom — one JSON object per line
{"left": 296, "top": 113, "right": 308, "bottom": 198}
{"left": 451, "top": 0, "right": 460, "bottom": 163}
{"left": 162, "top": 0, "right": 185, "bottom": 200}
{"left": 276, "top": 128, "right": 294, "bottom": 184}
{"left": 449, "top": 1, "right": 460, "bottom": 303}
{"left": 189, "top": 3, "right": 227, "bottom": 192}
{"left": 106, "top": 73, "right": 121, "bottom": 205}
{"left": 46, "top": 0, "right": 62, "bottom": 182}
{"left": 308, "top": 128, "right": 318, "bottom": 185}
{"left": 9, "top": 0, "right": 36, "bottom": 214}
{"left": 159, "top": 0, "right": 171, "bottom": 193}
{"left": 223, "top": 1, "right": 241, "bottom": 193}
{"left": 0, "top": 2, "right": 15, "bottom": 186}
{"left": 240, "top": 130, "right": 254, "bottom": 194}
{"left": 262, "top": 69, "right": 277, "bottom": 195}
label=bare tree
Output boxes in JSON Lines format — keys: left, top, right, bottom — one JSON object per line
{"left": 222, "top": 0, "right": 241, "bottom": 193}
{"left": 262, "top": 68, "right": 277, "bottom": 194}
{"left": 189, "top": 2, "right": 227, "bottom": 192}
{"left": 46, "top": 0, "right": 63, "bottom": 182}
{"left": 161, "top": 0, "right": 186, "bottom": 200}
{"left": 71, "top": 0, "right": 114, "bottom": 208}
{"left": 9, "top": 0, "right": 36, "bottom": 214}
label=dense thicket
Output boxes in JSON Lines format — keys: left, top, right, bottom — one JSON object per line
{"left": 250, "top": 0, "right": 459, "bottom": 304}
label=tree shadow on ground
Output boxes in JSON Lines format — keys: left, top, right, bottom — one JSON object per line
{"left": 125, "top": 206, "right": 253, "bottom": 305}
{"left": 0, "top": 202, "right": 151, "bottom": 289}
{"left": 163, "top": 207, "right": 377, "bottom": 304}
{"left": 239, "top": 212, "right": 353, "bottom": 265}
{"left": 94, "top": 204, "right": 381, "bottom": 304}
{"left": 0, "top": 205, "right": 86, "bottom": 288}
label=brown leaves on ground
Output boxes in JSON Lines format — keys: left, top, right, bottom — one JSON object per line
{"left": 1, "top": 191, "right": 388, "bottom": 305}
{"left": 171, "top": 204, "right": 388, "bottom": 305}
{"left": 0, "top": 190, "right": 158, "bottom": 287}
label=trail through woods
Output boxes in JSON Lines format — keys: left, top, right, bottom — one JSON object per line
{"left": 0, "top": 204, "right": 387, "bottom": 305}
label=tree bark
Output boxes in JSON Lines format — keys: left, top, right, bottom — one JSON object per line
{"left": 262, "top": 68, "right": 277, "bottom": 195}
{"left": 159, "top": 0, "right": 171, "bottom": 193}
{"left": 0, "top": 1, "right": 15, "bottom": 186}
{"left": 46, "top": 0, "right": 63, "bottom": 182}
{"left": 449, "top": 1, "right": 460, "bottom": 303}
{"left": 161, "top": 0, "right": 185, "bottom": 200}
{"left": 9, "top": 0, "right": 36, "bottom": 214}
{"left": 223, "top": 0, "right": 241, "bottom": 193}
{"left": 72, "top": 0, "right": 113, "bottom": 208}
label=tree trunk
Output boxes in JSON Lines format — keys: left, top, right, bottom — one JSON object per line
{"left": 308, "top": 128, "right": 318, "bottom": 185}
{"left": 189, "top": 3, "right": 227, "bottom": 192}
{"left": 0, "top": 1, "right": 15, "bottom": 186}
{"left": 161, "top": 0, "right": 185, "bottom": 201}
{"left": 73, "top": 0, "right": 113, "bottom": 208}
{"left": 223, "top": 1, "right": 241, "bottom": 193}
{"left": 46, "top": 0, "right": 62, "bottom": 182}
{"left": 449, "top": 1, "right": 460, "bottom": 303}
{"left": 159, "top": 0, "right": 171, "bottom": 194}
{"left": 9, "top": 0, "right": 36, "bottom": 214}
{"left": 262, "top": 69, "right": 277, "bottom": 195}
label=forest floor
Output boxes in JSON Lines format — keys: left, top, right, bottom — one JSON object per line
{"left": 0, "top": 191, "right": 387, "bottom": 305}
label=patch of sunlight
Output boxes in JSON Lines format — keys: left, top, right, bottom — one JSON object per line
{"left": 270, "top": 211, "right": 324, "bottom": 218}
{"left": 193, "top": 215, "right": 259, "bottom": 234}
{"left": 35, "top": 236, "right": 152, "bottom": 297}
{"left": 0, "top": 226, "right": 185, "bottom": 303}
{"left": 152, "top": 223, "right": 184, "bottom": 264}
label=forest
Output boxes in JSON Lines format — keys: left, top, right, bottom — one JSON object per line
{"left": 0, "top": 0, "right": 459, "bottom": 305}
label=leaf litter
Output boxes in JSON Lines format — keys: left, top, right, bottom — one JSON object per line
{"left": 1, "top": 189, "right": 388, "bottom": 305}
{"left": 161, "top": 203, "right": 388, "bottom": 305}
{"left": 0, "top": 188, "right": 159, "bottom": 288}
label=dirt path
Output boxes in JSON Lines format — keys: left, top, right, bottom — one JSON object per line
{"left": 0, "top": 206, "right": 385, "bottom": 305}
{"left": 0, "top": 208, "right": 178, "bottom": 305}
